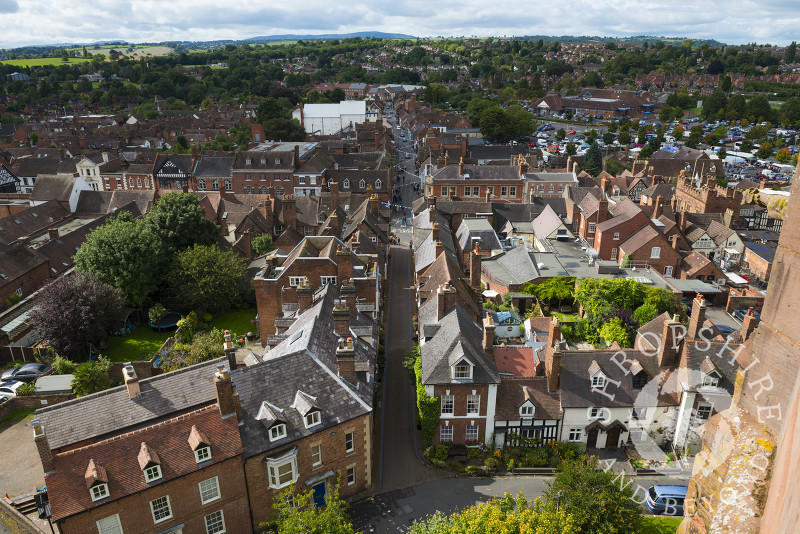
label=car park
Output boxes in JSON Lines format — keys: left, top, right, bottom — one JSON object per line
{"left": 1, "top": 363, "right": 52, "bottom": 383}
{"left": 645, "top": 485, "right": 688, "bottom": 515}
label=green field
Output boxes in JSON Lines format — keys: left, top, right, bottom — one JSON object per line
{"left": 2, "top": 58, "right": 91, "bottom": 67}
{"left": 641, "top": 516, "right": 682, "bottom": 534}
{"left": 66, "top": 44, "right": 172, "bottom": 57}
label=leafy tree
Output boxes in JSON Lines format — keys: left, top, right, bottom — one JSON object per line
{"left": 600, "top": 317, "right": 631, "bottom": 347}
{"left": 160, "top": 329, "right": 225, "bottom": 372}
{"left": 702, "top": 90, "right": 727, "bottom": 119}
{"left": 545, "top": 458, "right": 643, "bottom": 534}
{"left": 583, "top": 142, "right": 603, "bottom": 176}
{"left": 264, "top": 118, "right": 306, "bottom": 142}
{"left": 171, "top": 244, "right": 247, "bottom": 313}
{"left": 565, "top": 142, "right": 577, "bottom": 156}
{"left": 31, "top": 273, "right": 125, "bottom": 357}
{"left": 556, "top": 128, "right": 566, "bottom": 141}
{"left": 71, "top": 357, "right": 112, "bottom": 397}
{"left": 787, "top": 41, "right": 797, "bottom": 63}
{"left": 756, "top": 142, "right": 774, "bottom": 160}
{"left": 251, "top": 234, "right": 274, "bottom": 256}
{"left": 776, "top": 148, "right": 791, "bottom": 164}
{"left": 633, "top": 303, "right": 658, "bottom": 326}
{"left": 144, "top": 192, "right": 218, "bottom": 255}
{"left": 75, "top": 211, "right": 168, "bottom": 307}
{"left": 718, "top": 147, "right": 727, "bottom": 161}
{"left": 658, "top": 106, "right": 674, "bottom": 122}
{"left": 746, "top": 95, "right": 773, "bottom": 123}
{"left": 51, "top": 355, "right": 77, "bottom": 375}
{"left": 721, "top": 75, "right": 732, "bottom": 93}
{"left": 524, "top": 277, "right": 575, "bottom": 309}
{"left": 409, "top": 492, "right": 576, "bottom": 533}
{"left": 270, "top": 481, "right": 354, "bottom": 534}
{"left": 466, "top": 98, "right": 493, "bottom": 127}
{"left": 479, "top": 105, "right": 510, "bottom": 141}
{"left": 148, "top": 303, "right": 166, "bottom": 323}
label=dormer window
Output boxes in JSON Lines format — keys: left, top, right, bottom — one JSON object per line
{"left": 359, "top": 179, "right": 366, "bottom": 189}
{"left": 90, "top": 483, "right": 109, "bottom": 502}
{"left": 195, "top": 445, "right": 211, "bottom": 463}
{"left": 246, "top": 158, "right": 252, "bottom": 165}
{"left": 375, "top": 179, "right": 382, "bottom": 189}
{"left": 144, "top": 465, "right": 162, "bottom": 483}
{"left": 305, "top": 410, "right": 321, "bottom": 428}
{"left": 703, "top": 373, "right": 719, "bottom": 388}
{"left": 269, "top": 423, "right": 287, "bottom": 442}
{"left": 139, "top": 442, "right": 162, "bottom": 483}
{"left": 343, "top": 179, "right": 350, "bottom": 189}
{"left": 591, "top": 373, "right": 606, "bottom": 388}
{"left": 454, "top": 363, "right": 471, "bottom": 379}
{"left": 632, "top": 371, "right": 647, "bottom": 390}
{"left": 520, "top": 404, "right": 534, "bottom": 417}
{"left": 188, "top": 425, "right": 212, "bottom": 463}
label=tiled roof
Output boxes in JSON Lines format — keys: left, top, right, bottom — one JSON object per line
{"left": 29, "top": 175, "right": 76, "bottom": 202}
{"left": 494, "top": 346, "right": 537, "bottom": 377}
{"left": 496, "top": 378, "right": 561, "bottom": 420}
{"left": 0, "top": 200, "right": 72, "bottom": 245}
{"left": 481, "top": 245, "right": 539, "bottom": 286}
{"left": 46, "top": 406, "right": 242, "bottom": 521}
{"left": 36, "top": 358, "right": 225, "bottom": 450}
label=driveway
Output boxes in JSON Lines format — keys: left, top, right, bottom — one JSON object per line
{"left": 0, "top": 410, "right": 44, "bottom": 498}
{"left": 378, "top": 246, "right": 445, "bottom": 494}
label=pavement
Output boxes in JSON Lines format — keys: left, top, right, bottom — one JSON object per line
{"left": 0, "top": 412, "right": 44, "bottom": 499}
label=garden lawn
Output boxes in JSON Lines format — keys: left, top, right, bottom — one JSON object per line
{"left": 641, "top": 516, "right": 682, "bottom": 534}
{"left": 103, "top": 324, "right": 171, "bottom": 362}
{"left": 207, "top": 310, "right": 257, "bottom": 338}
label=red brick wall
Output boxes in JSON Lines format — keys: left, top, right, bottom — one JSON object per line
{"left": 0, "top": 261, "right": 49, "bottom": 304}
{"left": 432, "top": 384, "right": 489, "bottom": 445}
{"left": 594, "top": 215, "right": 650, "bottom": 260}
{"left": 744, "top": 249, "right": 772, "bottom": 281}
{"left": 243, "top": 414, "right": 372, "bottom": 531}
{"left": 58, "top": 456, "right": 252, "bottom": 534}
{"left": 621, "top": 237, "right": 681, "bottom": 276}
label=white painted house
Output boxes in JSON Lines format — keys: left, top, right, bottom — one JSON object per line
{"left": 293, "top": 101, "right": 367, "bottom": 136}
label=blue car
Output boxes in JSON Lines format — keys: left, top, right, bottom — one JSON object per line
{"left": 645, "top": 485, "right": 688, "bottom": 515}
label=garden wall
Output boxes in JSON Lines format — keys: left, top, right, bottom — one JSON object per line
{"left": 108, "top": 359, "right": 159, "bottom": 383}
{"left": 725, "top": 294, "right": 765, "bottom": 313}
{"left": 0, "top": 394, "right": 72, "bottom": 421}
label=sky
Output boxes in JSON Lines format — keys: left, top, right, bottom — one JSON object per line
{"left": 1, "top": 0, "right": 799, "bottom": 48}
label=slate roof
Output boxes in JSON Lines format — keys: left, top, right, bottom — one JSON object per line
{"left": 194, "top": 155, "right": 234, "bottom": 177}
{"left": 74, "top": 191, "right": 112, "bottom": 215}
{"left": 496, "top": 378, "right": 562, "bottom": 421}
{"left": 532, "top": 204, "right": 567, "bottom": 240}
{"left": 468, "top": 145, "right": 529, "bottom": 161}
{"left": 36, "top": 358, "right": 225, "bottom": 450}
{"left": 455, "top": 218, "right": 502, "bottom": 252}
{"left": 0, "top": 200, "right": 72, "bottom": 245}
{"left": 45, "top": 406, "right": 242, "bottom": 521}
{"left": 420, "top": 303, "right": 500, "bottom": 385}
{"left": 641, "top": 182, "right": 675, "bottom": 202}
{"left": 416, "top": 252, "right": 481, "bottom": 317}
{"left": 635, "top": 312, "right": 672, "bottom": 352}
{"left": 0, "top": 245, "right": 47, "bottom": 287}
{"left": 433, "top": 164, "right": 523, "bottom": 182}
{"left": 29, "top": 175, "right": 77, "bottom": 203}
{"left": 481, "top": 245, "right": 539, "bottom": 286}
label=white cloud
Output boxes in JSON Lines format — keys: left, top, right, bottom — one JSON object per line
{"left": 2, "top": 0, "right": 798, "bottom": 47}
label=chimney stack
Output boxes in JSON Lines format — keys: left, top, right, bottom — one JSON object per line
{"left": 333, "top": 299, "right": 350, "bottom": 336}
{"left": 653, "top": 195, "right": 663, "bottom": 219}
{"left": 297, "top": 280, "right": 313, "bottom": 310}
{"left": 458, "top": 157, "right": 464, "bottom": 177}
{"left": 470, "top": 248, "right": 482, "bottom": 289}
{"left": 658, "top": 314, "right": 683, "bottom": 367}
{"left": 340, "top": 278, "right": 356, "bottom": 309}
{"left": 600, "top": 176, "right": 609, "bottom": 194}
{"left": 741, "top": 307, "right": 758, "bottom": 341}
{"left": 223, "top": 330, "right": 237, "bottom": 370}
{"left": 281, "top": 196, "right": 297, "bottom": 229}
{"left": 679, "top": 210, "right": 688, "bottom": 232}
{"left": 672, "top": 234, "right": 680, "bottom": 251}
{"left": 688, "top": 293, "right": 707, "bottom": 339}
{"left": 368, "top": 194, "right": 380, "bottom": 217}
{"left": 336, "top": 337, "right": 356, "bottom": 384}
{"left": 597, "top": 197, "right": 609, "bottom": 224}
{"left": 432, "top": 222, "right": 440, "bottom": 242}
{"left": 482, "top": 312, "right": 495, "bottom": 358}
{"left": 336, "top": 245, "right": 353, "bottom": 284}
{"left": 436, "top": 282, "right": 456, "bottom": 321}
{"left": 293, "top": 145, "right": 300, "bottom": 169}
{"left": 32, "top": 418, "right": 54, "bottom": 473}
{"left": 330, "top": 180, "right": 339, "bottom": 209}
{"left": 48, "top": 227, "right": 59, "bottom": 240}
{"left": 123, "top": 363, "right": 140, "bottom": 400}
{"left": 435, "top": 241, "right": 443, "bottom": 258}
{"left": 484, "top": 188, "right": 491, "bottom": 202}
{"left": 214, "top": 365, "right": 236, "bottom": 418}
{"left": 545, "top": 317, "right": 562, "bottom": 391}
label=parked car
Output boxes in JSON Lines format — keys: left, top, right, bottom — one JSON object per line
{"left": 645, "top": 485, "right": 688, "bottom": 515}
{"left": 731, "top": 308, "right": 761, "bottom": 323}
{"left": 1, "top": 363, "right": 52, "bottom": 383}
{"left": 0, "top": 380, "right": 24, "bottom": 400}
{"left": 715, "top": 325, "right": 736, "bottom": 337}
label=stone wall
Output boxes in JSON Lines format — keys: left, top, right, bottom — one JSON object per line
{"left": 0, "top": 394, "right": 72, "bottom": 421}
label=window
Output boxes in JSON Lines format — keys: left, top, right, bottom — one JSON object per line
{"left": 651, "top": 247, "right": 661, "bottom": 259}
{"left": 259, "top": 186, "right": 268, "bottom": 195}
{"left": 696, "top": 404, "right": 712, "bottom": 420}
{"left": 465, "top": 425, "right": 479, "bottom": 442}
{"left": 632, "top": 407, "right": 648, "bottom": 421}
{"left": 454, "top": 363, "right": 471, "bottom": 379}
{"left": 246, "top": 158, "right": 252, "bottom": 165}
{"left": 441, "top": 394, "right": 454, "bottom": 415}
{"left": 311, "top": 444, "right": 322, "bottom": 467}
{"left": 96, "top": 514, "right": 123, "bottom": 534}
{"left": 467, "top": 394, "right": 480, "bottom": 415}
{"left": 245, "top": 173, "right": 252, "bottom": 181}
{"left": 347, "top": 466, "right": 356, "bottom": 486}
{"left": 269, "top": 423, "right": 287, "bottom": 442}
{"left": 359, "top": 179, "right": 366, "bottom": 189}
{"left": 199, "top": 477, "right": 221, "bottom": 504}
{"left": 343, "top": 179, "right": 350, "bottom": 189}
{"left": 260, "top": 173, "right": 266, "bottom": 181}
{"left": 144, "top": 465, "right": 162, "bottom": 483}
{"left": 150, "top": 496, "right": 172, "bottom": 524}
{"left": 632, "top": 371, "right": 647, "bottom": 389}
{"left": 473, "top": 186, "right": 479, "bottom": 196}
{"left": 244, "top": 187, "right": 255, "bottom": 194}
{"left": 568, "top": 428, "right": 582, "bottom": 442}
{"left": 90, "top": 483, "right": 109, "bottom": 502}
{"left": 224, "top": 180, "right": 232, "bottom": 191}
{"left": 613, "top": 232, "right": 620, "bottom": 240}
{"left": 589, "top": 407, "right": 607, "bottom": 420}
{"left": 321, "top": 276, "right": 337, "bottom": 286}
{"left": 289, "top": 276, "right": 307, "bottom": 287}
{"left": 212, "top": 179, "right": 219, "bottom": 191}
{"left": 487, "top": 187, "right": 493, "bottom": 196}
{"left": 198, "top": 179, "right": 206, "bottom": 190}
{"left": 128, "top": 178, "right": 134, "bottom": 188}
{"left": 375, "top": 179, "right": 382, "bottom": 189}
{"left": 195, "top": 444, "right": 211, "bottom": 463}
{"left": 501, "top": 186, "right": 508, "bottom": 196}
{"left": 591, "top": 374, "right": 606, "bottom": 388}
{"left": 520, "top": 404, "right": 534, "bottom": 417}
{"left": 549, "top": 184, "right": 554, "bottom": 193}
{"left": 115, "top": 177, "right": 121, "bottom": 187}
{"left": 310, "top": 176, "right": 317, "bottom": 185}
{"left": 275, "top": 187, "right": 284, "bottom": 196}
{"left": 464, "top": 186, "right": 471, "bottom": 196}
{"left": 345, "top": 432, "right": 354, "bottom": 453}
{"left": 267, "top": 457, "right": 298, "bottom": 489}
{"left": 510, "top": 186, "right": 517, "bottom": 196}
{"left": 588, "top": 223, "right": 596, "bottom": 233}
{"left": 137, "top": 178, "right": 142, "bottom": 187}
{"left": 440, "top": 425, "right": 453, "bottom": 442}
{"left": 205, "top": 510, "right": 226, "bottom": 534}
{"left": 558, "top": 185, "right": 563, "bottom": 193}
{"left": 145, "top": 178, "right": 150, "bottom": 188}
{"left": 449, "top": 186, "right": 456, "bottom": 197}
{"left": 703, "top": 374, "right": 719, "bottom": 387}
{"left": 539, "top": 184, "right": 545, "bottom": 192}
{"left": 305, "top": 410, "right": 321, "bottom": 428}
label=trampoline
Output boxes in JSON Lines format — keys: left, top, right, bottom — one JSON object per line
{"left": 148, "top": 312, "right": 182, "bottom": 333}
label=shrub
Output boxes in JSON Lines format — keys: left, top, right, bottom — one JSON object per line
{"left": 4, "top": 292, "right": 22, "bottom": 309}
{"left": 468, "top": 448, "right": 481, "bottom": 459}
{"left": 201, "top": 312, "right": 213, "bottom": 324}
{"left": 433, "top": 445, "right": 449, "bottom": 462}
{"left": 17, "top": 382, "right": 35, "bottom": 396}
{"left": 446, "top": 460, "right": 464, "bottom": 472}
{"left": 148, "top": 303, "right": 166, "bottom": 324}
{"left": 484, "top": 457, "right": 499, "bottom": 469}
{"left": 176, "top": 311, "right": 198, "bottom": 343}
{"left": 71, "top": 360, "right": 111, "bottom": 397}
{"left": 430, "top": 458, "right": 446, "bottom": 468}
{"left": 51, "top": 355, "right": 77, "bottom": 375}
{"left": 465, "top": 465, "right": 488, "bottom": 476}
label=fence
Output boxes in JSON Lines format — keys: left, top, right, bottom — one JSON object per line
{"left": 0, "top": 346, "right": 44, "bottom": 365}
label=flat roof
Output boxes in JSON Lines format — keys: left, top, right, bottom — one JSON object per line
{"left": 665, "top": 278, "right": 722, "bottom": 294}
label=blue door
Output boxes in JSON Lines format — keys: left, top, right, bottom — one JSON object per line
{"left": 312, "top": 482, "right": 326, "bottom": 508}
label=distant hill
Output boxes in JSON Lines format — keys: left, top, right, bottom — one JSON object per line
{"left": 512, "top": 35, "right": 725, "bottom": 46}
{"left": 241, "top": 32, "right": 416, "bottom": 42}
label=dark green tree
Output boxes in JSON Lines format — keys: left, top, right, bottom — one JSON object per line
{"left": 171, "top": 244, "right": 247, "bottom": 313}
{"left": 269, "top": 481, "right": 355, "bottom": 534}
{"left": 143, "top": 192, "right": 219, "bottom": 255}
{"left": 72, "top": 357, "right": 112, "bottom": 397}
{"left": 251, "top": 234, "right": 274, "bottom": 256}
{"left": 583, "top": 142, "right": 603, "bottom": 176}
{"left": 787, "top": 41, "right": 797, "bottom": 63}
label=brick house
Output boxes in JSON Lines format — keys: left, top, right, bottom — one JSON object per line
{"left": 152, "top": 154, "right": 195, "bottom": 192}
{"left": 35, "top": 359, "right": 253, "bottom": 534}
{"left": 232, "top": 284, "right": 375, "bottom": 529}
{"left": 673, "top": 174, "right": 742, "bottom": 215}
{"left": 617, "top": 224, "right": 681, "bottom": 277}
{"left": 679, "top": 251, "right": 726, "bottom": 283}
{"left": 254, "top": 236, "right": 381, "bottom": 343}
{"left": 420, "top": 299, "right": 500, "bottom": 446}
{"left": 427, "top": 160, "right": 525, "bottom": 202}
{"left": 231, "top": 149, "right": 298, "bottom": 196}
{"left": 0, "top": 245, "right": 49, "bottom": 304}
{"left": 592, "top": 198, "right": 652, "bottom": 262}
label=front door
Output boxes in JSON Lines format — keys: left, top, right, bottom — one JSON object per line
{"left": 312, "top": 481, "right": 326, "bottom": 508}
{"left": 664, "top": 265, "right": 673, "bottom": 277}
{"left": 606, "top": 427, "right": 620, "bottom": 448}
{"left": 586, "top": 428, "right": 598, "bottom": 448}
